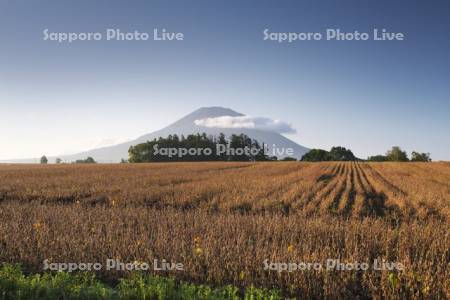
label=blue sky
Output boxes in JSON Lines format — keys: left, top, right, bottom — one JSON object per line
{"left": 0, "top": 0, "right": 449, "bottom": 160}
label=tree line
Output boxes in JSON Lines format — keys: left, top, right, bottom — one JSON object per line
{"left": 128, "top": 133, "right": 277, "bottom": 163}
{"left": 39, "top": 156, "right": 97, "bottom": 164}
{"left": 300, "top": 147, "right": 357, "bottom": 162}
{"left": 301, "top": 146, "right": 431, "bottom": 162}
{"left": 39, "top": 139, "right": 431, "bottom": 164}
{"left": 367, "top": 146, "right": 431, "bottom": 162}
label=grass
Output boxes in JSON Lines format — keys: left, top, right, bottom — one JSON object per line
{"left": 0, "top": 264, "right": 283, "bottom": 300}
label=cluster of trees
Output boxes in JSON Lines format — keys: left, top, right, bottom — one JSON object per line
{"left": 74, "top": 157, "right": 97, "bottom": 164}
{"left": 300, "top": 146, "right": 431, "bottom": 163}
{"left": 367, "top": 147, "right": 431, "bottom": 162}
{"left": 39, "top": 156, "right": 97, "bottom": 164}
{"left": 301, "top": 147, "right": 357, "bottom": 162}
{"left": 128, "top": 133, "right": 277, "bottom": 163}
{"left": 411, "top": 151, "right": 432, "bottom": 162}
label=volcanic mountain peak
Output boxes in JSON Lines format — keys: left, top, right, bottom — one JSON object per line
{"left": 4, "top": 107, "right": 310, "bottom": 163}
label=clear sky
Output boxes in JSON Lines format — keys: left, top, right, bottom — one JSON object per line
{"left": 1, "top": 0, "right": 449, "bottom": 160}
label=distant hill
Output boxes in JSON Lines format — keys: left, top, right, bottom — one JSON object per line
{"left": 4, "top": 107, "right": 310, "bottom": 163}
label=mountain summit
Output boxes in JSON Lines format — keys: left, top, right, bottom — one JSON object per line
{"left": 29, "top": 107, "right": 310, "bottom": 162}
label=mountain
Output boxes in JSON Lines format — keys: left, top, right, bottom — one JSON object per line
{"left": 7, "top": 107, "right": 310, "bottom": 163}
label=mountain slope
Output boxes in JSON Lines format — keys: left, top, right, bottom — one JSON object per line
{"left": 8, "top": 107, "right": 310, "bottom": 163}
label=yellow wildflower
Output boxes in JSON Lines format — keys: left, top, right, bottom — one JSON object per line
{"left": 133, "top": 260, "right": 144, "bottom": 266}
{"left": 194, "top": 247, "right": 203, "bottom": 255}
{"left": 239, "top": 271, "right": 245, "bottom": 280}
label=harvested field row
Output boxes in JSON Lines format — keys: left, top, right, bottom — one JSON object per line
{"left": 1, "top": 162, "right": 447, "bottom": 220}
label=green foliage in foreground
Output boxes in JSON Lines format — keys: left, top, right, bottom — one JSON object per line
{"left": 0, "top": 264, "right": 284, "bottom": 300}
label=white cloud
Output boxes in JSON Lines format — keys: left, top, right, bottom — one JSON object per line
{"left": 194, "top": 115, "right": 296, "bottom": 134}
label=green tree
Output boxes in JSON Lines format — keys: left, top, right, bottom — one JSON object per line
{"left": 329, "top": 146, "right": 356, "bottom": 161}
{"left": 40, "top": 155, "right": 48, "bottom": 164}
{"left": 85, "top": 157, "right": 96, "bottom": 163}
{"left": 411, "top": 151, "right": 431, "bottom": 162}
{"left": 129, "top": 142, "right": 151, "bottom": 163}
{"left": 386, "top": 146, "right": 409, "bottom": 162}
{"left": 301, "top": 149, "right": 331, "bottom": 162}
{"left": 75, "top": 157, "right": 97, "bottom": 164}
{"left": 301, "top": 146, "right": 358, "bottom": 162}
{"left": 229, "top": 134, "right": 251, "bottom": 161}
{"left": 55, "top": 158, "right": 62, "bottom": 164}
{"left": 280, "top": 156, "right": 297, "bottom": 161}
{"left": 367, "top": 155, "right": 388, "bottom": 162}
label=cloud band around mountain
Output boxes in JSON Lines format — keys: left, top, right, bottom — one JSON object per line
{"left": 194, "top": 115, "right": 296, "bottom": 134}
